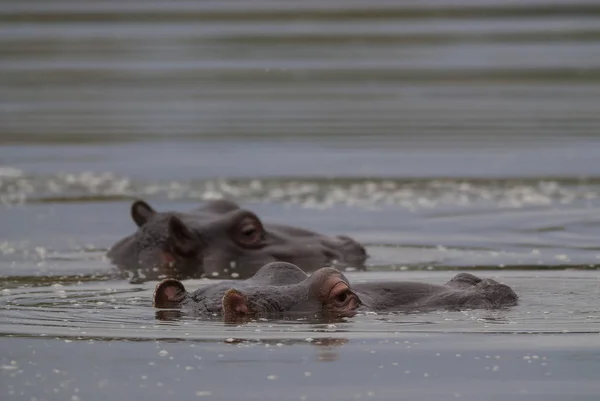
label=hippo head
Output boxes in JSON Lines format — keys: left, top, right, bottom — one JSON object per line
{"left": 108, "top": 200, "right": 367, "bottom": 281}
{"left": 153, "top": 262, "right": 362, "bottom": 322}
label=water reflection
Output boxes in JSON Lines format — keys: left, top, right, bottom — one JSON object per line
{"left": 155, "top": 308, "right": 354, "bottom": 325}
{"left": 218, "top": 337, "right": 348, "bottom": 362}
{"left": 155, "top": 309, "right": 186, "bottom": 321}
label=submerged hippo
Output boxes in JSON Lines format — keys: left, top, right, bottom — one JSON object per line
{"left": 108, "top": 200, "right": 367, "bottom": 281}
{"left": 153, "top": 262, "right": 518, "bottom": 322}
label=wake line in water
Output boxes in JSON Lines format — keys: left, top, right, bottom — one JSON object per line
{"left": 1, "top": 168, "right": 599, "bottom": 209}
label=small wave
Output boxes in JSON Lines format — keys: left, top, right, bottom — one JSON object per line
{"left": 1, "top": 169, "right": 599, "bottom": 209}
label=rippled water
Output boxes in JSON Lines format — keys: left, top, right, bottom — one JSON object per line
{"left": 2, "top": 1, "right": 600, "bottom": 400}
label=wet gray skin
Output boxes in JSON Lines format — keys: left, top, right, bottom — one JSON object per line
{"left": 107, "top": 200, "right": 367, "bottom": 282}
{"left": 153, "top": 262, "right": 519, "bottom": 322}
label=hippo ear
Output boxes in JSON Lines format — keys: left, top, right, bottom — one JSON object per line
{"left": 168, "top": 216, "right": 197, "bottom": 255}
{"left": 131, "top": 200, "right": 156, "bottom": 227}
{"left": 222, "top": 289, "right": 250, "bottom": 320}
{"left": 154, "top": 279, "right": 186, "bottom": 308}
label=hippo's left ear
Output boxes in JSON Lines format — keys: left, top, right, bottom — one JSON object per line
{"left": 222, "top": 289, "right": 250, "bottom": 320}
{"left": 154, "top": 279, "right": 186, "bottom": 308}
{"left": 131, "top": 200, "right": 156, "bottom": 227}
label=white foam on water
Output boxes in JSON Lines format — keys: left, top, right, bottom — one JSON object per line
{"left": 1, "top": 171, "right": 598, "bottom": 210}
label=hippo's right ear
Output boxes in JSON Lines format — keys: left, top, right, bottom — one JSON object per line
{"left": 153, "top": 279, "right": 186, "bottom": 308}
{"left": 222, "top": 289, "right": 250, "bottom": 321}
{"left": 168, "top": 216, "right": 198, "bottom": 255}
{"left": 131, "top": 200, "right": 157, "bottom": 227}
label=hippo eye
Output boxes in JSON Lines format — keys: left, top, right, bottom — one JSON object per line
{"left": 334, "top": 290, "right": 350, "bottom": 304}
{"left": 322, "top": 278, "right": 360, "bottom": 317}
{"left": 234, "top": 216, "right": 265, "bottom": 248}
{"left": 328, "top": 282, "right": 355, "bottom": 306}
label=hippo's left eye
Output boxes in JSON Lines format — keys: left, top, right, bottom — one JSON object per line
{"left": 234, "top": 216, "right": 265, "bottom": 248}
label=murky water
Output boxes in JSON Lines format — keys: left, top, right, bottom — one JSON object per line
{"left": 1, "top": 1, "right": 600, "bottom": 400}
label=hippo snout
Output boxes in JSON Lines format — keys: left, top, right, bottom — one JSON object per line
{"left": 476, "top": 279, "right": 519, "bottom": 307}
{"left": 336, "top": 235, "right": 368, "bottom": 261}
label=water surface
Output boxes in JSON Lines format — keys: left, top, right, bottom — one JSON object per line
{"left": 1, "top": 1, "right": 600, "bottom": 400}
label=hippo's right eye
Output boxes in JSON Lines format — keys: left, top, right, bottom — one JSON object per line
{"left": 233, "top": 216, "right": 265, "bottom": 248}
{"left": 328, "top": 282, "right": 356, "bottom": 307}
{"left": 336, "top": 291, "right": 348, "bottom": 303}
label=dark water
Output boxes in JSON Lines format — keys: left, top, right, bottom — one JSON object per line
{"left": 2, "top": 1, "right": 600, "bottom": 400}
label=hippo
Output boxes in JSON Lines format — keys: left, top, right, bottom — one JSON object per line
{"left": 107, "top": 200, "right": 367, "bottom": 282}
{"left": 153, "top": 262, "right": 518, "bottom": 322}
